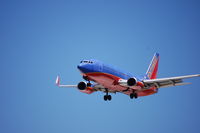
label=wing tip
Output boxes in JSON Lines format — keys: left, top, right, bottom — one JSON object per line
{"left": 56, "top": 75, "right": 60, "bottom": 86}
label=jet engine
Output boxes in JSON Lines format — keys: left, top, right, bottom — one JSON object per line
{"left": 77, "top": 81, "right": 95, "bottom": 94}
{"left": 127, "top": 77, "right": 138, "bottom": 86}
{"left": 77, "top": 81, "right": 87, "bottom": 90}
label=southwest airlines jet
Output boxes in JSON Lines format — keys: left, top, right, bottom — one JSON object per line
{"left": 56, "top": 53, "right": 200, "bottom": 101}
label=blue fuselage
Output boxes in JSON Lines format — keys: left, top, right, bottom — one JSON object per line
{"left": 77, "top": 59, "right": 141, "bottom": 80}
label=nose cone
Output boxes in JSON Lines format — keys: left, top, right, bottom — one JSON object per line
{"left": 77, "top": 64, "right": 83, "bottom": 70}
{"left": 77, "top": 63, "right": 93, "bottom": 73}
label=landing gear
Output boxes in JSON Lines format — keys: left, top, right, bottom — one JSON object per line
{"left": 130, "top": 92, "right": 138, "bottom": 99}
{"left": 104, "top": 95, "right": 112, "bottom": 101}
{"left": 104, "top": 88, "right": 112, "bottom": 101}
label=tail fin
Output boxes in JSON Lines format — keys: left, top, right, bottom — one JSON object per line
{"left": 145, "top": 53, "right": 160, "bottom": 79}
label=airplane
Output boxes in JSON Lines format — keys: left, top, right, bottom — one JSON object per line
{"left": 56, "top": 53, "right": 200, "bottom": 101}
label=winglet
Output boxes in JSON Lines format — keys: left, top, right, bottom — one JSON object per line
{"left": 56, "top": 76, "right": 60, "bottom": 86}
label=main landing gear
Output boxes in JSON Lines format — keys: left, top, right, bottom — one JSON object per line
{"left": 104, "top": 88, "right": 112, "bottom": 101}
{"left": 104, "top": 95, "right": 112, "bottom": 101}
{"left": 130, "top": 92, "right": 138, "bottom": 99}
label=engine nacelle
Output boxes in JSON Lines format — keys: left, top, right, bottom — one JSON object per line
{"left": 77, "top": 81, "right": 95, "bottom": 94}
{"left": 77, "top": 81, "right": 87, "bottom": 90}
{"left": 127, "top": 77, "right": 137, "bottom": 86}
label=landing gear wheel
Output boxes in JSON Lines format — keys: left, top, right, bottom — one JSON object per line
{"left": 130, "top": 93, "right": 134, "bottom": 99}
{"left": 104, "top": 95, "right": 112, "bottom": 101}
{"left": 107, "top": 95, "right": 112, "bottom": 101}
{"left": 104, "top": 95, "right": 108, "bottom": 101}
{"left": 104, "top": 88, "right": 112, "bottom": 101}
{"left": 134, "top": 93, "right": 138, "bottom": 99}
{"left": 130, "top": 93, "right": 138, "bottom": 99}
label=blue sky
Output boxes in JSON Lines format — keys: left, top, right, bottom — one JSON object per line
{"left": 0, "top": 0, "right": 200, "bottom": 133}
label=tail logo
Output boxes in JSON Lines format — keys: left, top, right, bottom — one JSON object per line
{"left": 146, "top": 53, "right": 159, "bottom": 79}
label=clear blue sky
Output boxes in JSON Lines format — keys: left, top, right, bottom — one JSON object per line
{"left": 1, "top": 0, "right": 200, "bottom": 133}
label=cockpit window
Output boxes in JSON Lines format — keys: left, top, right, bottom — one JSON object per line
{"left": 80, "top": 60, "right": 93, "bottom": 64}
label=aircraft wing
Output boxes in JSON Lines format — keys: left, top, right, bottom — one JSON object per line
{"left": 55, "top": 76, "right": 108, "bottom": 93}
{"left": 143, "top": 74, "right": 200, "bottom": 88}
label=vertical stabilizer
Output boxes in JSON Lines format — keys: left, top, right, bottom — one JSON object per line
{"left": 145, "top": 53, "right": 159, "bottom": 79}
